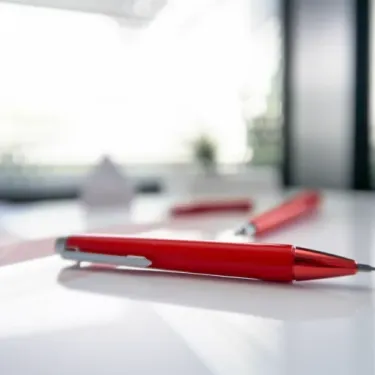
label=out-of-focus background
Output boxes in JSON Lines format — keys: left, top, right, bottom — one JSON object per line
{"left": 0, "top": 0, "right": 372, "bottom": 242}
{"left": 0, "top": 0, "right": 281, "bottom": 196}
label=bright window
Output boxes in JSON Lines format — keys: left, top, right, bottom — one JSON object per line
{"left": 0, "top": 0, "right": 281, "bottom": 168}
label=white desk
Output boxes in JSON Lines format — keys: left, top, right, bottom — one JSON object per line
{"left": 1, "top": 191, "right": 375, "bottom": 375}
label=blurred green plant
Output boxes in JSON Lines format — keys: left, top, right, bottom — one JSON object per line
{"left": 241, "top": 63, "right": 282, "bottom": 166}
{"left": 191, "top": 134, "right": 217, "bottom": 173}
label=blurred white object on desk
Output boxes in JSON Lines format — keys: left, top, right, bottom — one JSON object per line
{"left": 80, "top": 156, "right": 134, "bottom": 209}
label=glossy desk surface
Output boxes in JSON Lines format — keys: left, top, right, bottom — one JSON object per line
{"left": 1, "top": 191, "right": 375, "bottom": 374}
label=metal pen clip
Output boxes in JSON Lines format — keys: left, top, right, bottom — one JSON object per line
{"left": 55, "top": 237, "right": 152, "bottom": 268}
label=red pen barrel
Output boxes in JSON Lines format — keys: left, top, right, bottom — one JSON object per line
{"left": 65, "top": 236, "right": 295, "bottom": 282}
{"left": 170, "top": 198, "right": 252, "bottom": 216}
{"left": 250, "top": 190, "right": 321, "bottom": 236}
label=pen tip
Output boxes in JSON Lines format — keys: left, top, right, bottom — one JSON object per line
{"left": 357, "top": 263, "right": 375, "bottom": 272}
{"left": 235, "top": 227, "right": 246, "bottom": 236}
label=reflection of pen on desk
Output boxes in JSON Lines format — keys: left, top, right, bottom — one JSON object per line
{"left": 57, "top": 265, "right": 370, "bottom": 322}
{"left": 56, "top": 234, "right": 375, "bottom": 282}
{"left": 236, "top": 190, "right": 321, "bottom": 237}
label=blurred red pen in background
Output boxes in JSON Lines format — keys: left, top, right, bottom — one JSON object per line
{"left": 236, "top": 190, "right": 321, "bottom": 237}
{"left": 170, "top": 198, "right": 253, "bottom": 216}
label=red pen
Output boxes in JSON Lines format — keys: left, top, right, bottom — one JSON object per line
{"left": 236, "top": 190, "right": 321, "bottom": 237}
{"left": 170, "top": 198, "right": 252, "bottom": 216}
{"left": 56, "top": 235, "right": 373, "bottom": 282}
